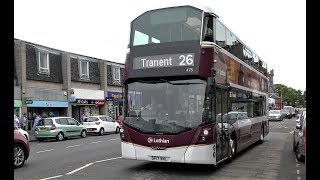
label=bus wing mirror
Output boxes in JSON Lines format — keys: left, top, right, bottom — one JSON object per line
{"left": 207, "top": 77, "right": 215, "bottom": 94}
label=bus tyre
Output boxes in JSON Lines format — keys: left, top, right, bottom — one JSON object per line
{"left": 259, "top": 128, "right": 264, "bottom": 144}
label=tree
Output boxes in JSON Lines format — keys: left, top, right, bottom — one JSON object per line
{"left": 274, "top": 84, "right": 305, "bottom": 107}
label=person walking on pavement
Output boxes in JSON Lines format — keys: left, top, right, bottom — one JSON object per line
{"left": 32, "top": 114, "right": 41, "bottom": 131}
{"left": 14, "top": 115, "right": 19, "bottom": 128}
{"left": 19, "top": 113, "right": 28, "bottom": 130}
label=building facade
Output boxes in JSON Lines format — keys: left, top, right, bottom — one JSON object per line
{"left": 14, "top": 39, "right": 124, "bottom": 129}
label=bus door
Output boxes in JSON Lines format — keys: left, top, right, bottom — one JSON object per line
{"left": 215, "top": 85, "right": 230, "bottom": 162}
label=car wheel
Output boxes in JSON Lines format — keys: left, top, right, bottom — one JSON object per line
{"left": 14, "top": 144, "right": 26, "bottom": 168}
{"left": 80, "top": 130, "right": 87, "bottom": 138}
{"left": 259, "top": 127, "right": 264, "bottom": 144}
{"left": 115, "top": 127, "right": 120, "bottom": 134}
{"left": 229, "top": 137, "right": 236, "bottom": 158}
{"left": 295, "top": 143, "right": 305, "bottom": 162}
{"left": 99, "top": 128, "right": 104, "bottom": 136}
{"left": 56, "top": 132, "right": 64, "bottom": 141}
{"left": 38, "top": 138, "right": 44, "bottom": 142}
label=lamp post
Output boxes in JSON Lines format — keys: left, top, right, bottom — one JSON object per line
{"left": 276, "top": 88, "right": 282, "bottom": 109}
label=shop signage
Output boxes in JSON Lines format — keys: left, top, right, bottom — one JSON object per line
{"left": 75, "top": 99, "right": 105, "bottom": 105}
{"left": 25, "top": 99, "right": 33, "bottom": 104}
{"left": 106, "top": 97, "right": 113, "bottom": 101}
{"left": 107, "top": 91, "right": 123, "bottom": 102}
{"left": 14, "top": 100, "right": 22, "bottom": 107}
{"left": 69, "top": 96, "right": 76, "bottom": 102}
{"left": 95, "top": 100, "right": 105, "bottom": 106}
{"left": 26, "top": 101, "right": 68, "bottom": 107}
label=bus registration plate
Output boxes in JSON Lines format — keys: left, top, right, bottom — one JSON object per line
{"left": 149, "top": 156, "right": 169, "bottom": 162}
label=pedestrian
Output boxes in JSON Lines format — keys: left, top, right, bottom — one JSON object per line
{"left": 19, "top": 113, "right": 28, "bottom": 130}
{"left": 32, "top": 114, "right": 41, "bottom": 131}
{"left": 14, "top": 115, "right": 19, "bottom": 128}
{"left": 49, "top": 111, "right": 55, "bottom": 117}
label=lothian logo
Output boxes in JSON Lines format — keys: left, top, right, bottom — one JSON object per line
{"left": 147, "top": 137, "right": 170, "bottom": 144}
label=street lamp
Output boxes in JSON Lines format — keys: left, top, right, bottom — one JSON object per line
{"left": 276, "top": 88, "right": 283, "bottom": 109}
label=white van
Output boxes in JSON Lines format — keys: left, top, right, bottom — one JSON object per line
{"left": 283, "top": 106, "right": 295, "bottom": 119}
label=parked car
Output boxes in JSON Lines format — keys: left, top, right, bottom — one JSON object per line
{"left": 14, "top": 126, "right": 29, "bottom": 141}
{"left": 34, "top": 117, "right": 87, "bottom": 142}
{"left": 116, "top": 115, "right": 124, "bottom": 126}
{"left": 268, "top": 110, "right": 284, "bottom": 121}
{"left": 293, "top": 111, "right": 306, "bottom": 162}
{"left": 14, "top": 130, "right": 30, "bottom": 168}
{"left": 83, "top": 115, "right": 120, "bottom": 135}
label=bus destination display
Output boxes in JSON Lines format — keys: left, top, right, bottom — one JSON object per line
{"left": 133, "top": 53, "right": 195, "bottom": 69}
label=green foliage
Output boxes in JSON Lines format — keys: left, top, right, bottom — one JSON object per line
{"left": 274, "top": 84, "right": 306, "bottom": 107}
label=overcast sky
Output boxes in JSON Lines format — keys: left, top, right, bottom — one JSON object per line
{"left": 14, "top": 0, "right": 306, "bottom": 91}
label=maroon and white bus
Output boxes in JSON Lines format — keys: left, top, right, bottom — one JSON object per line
{"left": 120, "top": 5, "right": 269, "bottom": 166}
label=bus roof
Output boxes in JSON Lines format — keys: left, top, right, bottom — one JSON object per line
{"left": 141, "top": 4, "right": 219, "bottom": 18}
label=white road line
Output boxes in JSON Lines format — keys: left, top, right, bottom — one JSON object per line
{"left": 66, "top": 163, "right": 93, "bottom": 175}
{"left": 297, "top": 170, "right": 300, "bottom": 175}
{"left": 109, "top": 138, "right": 119, "bottom": 141}
{"left": 90, "top": 141, "right": 102, "bottom": 144}
{"left": 66, "top": 144, "right": 82, "bottom": 148}
{"left": 39, "top": 175, "right": 63, "bottom": 180}
{"left": 297, "top": 177, "right": 301, "bottom": 180}
{"left": 36, "top": 149, "right": 54, "bottom": 153}
{"left": 94, "top": 156, "right": 122, "bottom": 163}
{"left": 290, "top": 131, "right": 294, "bottom": 134}
{"left": 296, "top": 164, "right": 300, "bottom": 167}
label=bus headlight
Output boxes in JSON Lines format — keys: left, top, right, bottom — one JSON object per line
{"left": 203, "top": 129, "right": 209, "bottom": 135}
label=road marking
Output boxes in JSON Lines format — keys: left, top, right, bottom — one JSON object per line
{"left": 296, "top": 164, "right": 299, "bottom": 167}
{"left": 109, "top": 138, "right": 119, "bottom": 141}
{"left": 297, "top": 170, "right": 300, "bottom": 175}
{"left": 290, "top": 131, "right": 294, "bottom": 134}
{"left": 36, "top": 149, "right": 54, "bottom": 153}
{"left": 39, "top": 175, "right": 63, "bottom": 180}
{"left": 90, "top": 141, "right": 102, "bottom": 144}
{"left": 66, "top": 163, "right": 93, "bottom": 175}
{"left": 66, "top": 144, "right": 82, "bottom": 148}
{"left": 94, "top": 156, "right": 122, "bottom": 163}
{"left": 297, "top": 177, "right": 301, "bottom": 180}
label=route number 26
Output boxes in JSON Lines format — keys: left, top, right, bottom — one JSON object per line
{"left": 179, "top": 54, "right": 194, "bottom": 66}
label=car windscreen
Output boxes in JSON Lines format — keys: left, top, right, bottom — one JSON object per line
{"left": 37, "top": 119, "right": 53, "bottom": 126}
{"left": 85, "top": 117, "right": 99, "bottom": 122}
{"left": 269, "top": 110, "right": 280, "bottom": 114}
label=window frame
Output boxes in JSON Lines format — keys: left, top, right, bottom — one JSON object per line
{"left": 79, "top": 60, "right": 90, "bottom": 80}
{"left": 113, "top": 66, "right": 121, "bottom": 81}
{"left": 37, "top": 49, "right": 50, "bottom": 75}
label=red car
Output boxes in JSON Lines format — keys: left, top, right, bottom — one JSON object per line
{"left": 14, "top": 130, "right": 30, "bottom": 168}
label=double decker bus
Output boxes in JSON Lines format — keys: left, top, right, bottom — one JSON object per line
{"left": 120, "top": 5, "right": 269, "bottom": 165}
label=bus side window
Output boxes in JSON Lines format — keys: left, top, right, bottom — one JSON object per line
{"left": 202, "top": 14, "right": 213, "bottom": 42}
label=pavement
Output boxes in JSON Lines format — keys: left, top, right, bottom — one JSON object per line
{"left": 27, "top": 130, "right": 36, "bottom": 142}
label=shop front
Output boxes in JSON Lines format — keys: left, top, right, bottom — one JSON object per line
{"left": 27, "top": 100, "right": 68, "bottom": 130}
{"left": 106, "top": 91, "right": 123, "bottom": 119}
{"left": 14, "top": 100, "right": 22, "bottom": 117}
{"left": 70, "top": 88, "right": 105, "bottom": 122}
